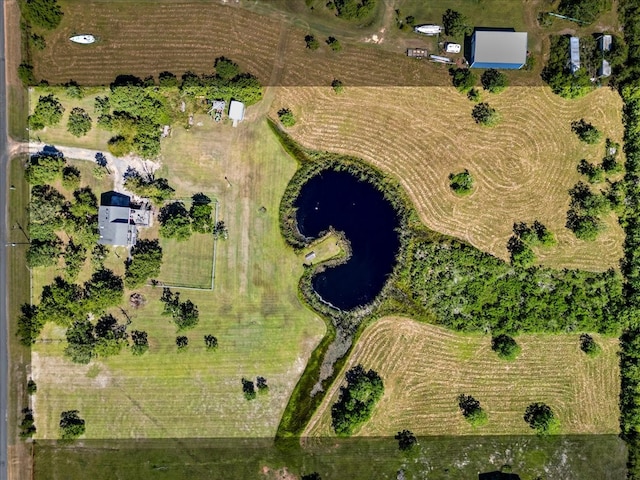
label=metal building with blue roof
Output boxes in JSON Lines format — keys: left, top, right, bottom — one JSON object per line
{"left": 470, "top": 31, "right": 528, "bottom": 69}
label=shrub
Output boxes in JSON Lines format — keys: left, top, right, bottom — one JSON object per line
{"left": 571, "top": 119, "right": 602, "bottom": 144}
{"left": 125, "top": 239, "right": 163, "bottom": 288}
{"left": 62, "top": 165, "right": 81, "bottom": 190}
{"left": 130, "top": 330, "right": 149, "bottom": 355}
{"left": 59, "top": 410, "right": 85, "bottom": 440}
{"left": 278, "top": 108, "right": 296, "bottom": 127}
{"left": 27, "top": 379, "right": 37, "bottom": 395}
{"left": 471, "top": 103, "right": 500, "bottom": 126}
{"left": 256, "top": 376, "right": 269, "bottom": 393}
{"left": 204, "top": 334, "right": 218, "bottom": 350}
{"left": 65, "top": 81, "right": 84, "bottom": 99}
{"left": 491, "top": 334, "right": 521, "bottom": 361}
{"left": 326, "top": 36, "right": 342, "bottom": 51}
{"left": 457, "top": 394, "right": 488, "bottom": 427}
{"left": 442, "top": 9, "right": 471, "bottom": 37}
{"left": 21, "top": 0, "right": 63, "bottom": 30}
{"left": 449, "top": 67, "right": 476, "bottom": 93}
{"left": 18, "top": 63, "right": 35, "bottom": 85}
{"left": 577, "top": 159, "right": 604, "bottom": 183}
{"left": 304, "top": 34, "right": 319, "bottom": 50}
{"left": 331, "top": 0, "right": 376, "bottom": 20}
{"left": 67, "top": 107, "right": 92, "bottom": 137}
{"left": 480, "top": 69, "right": 508, "bottom": 93}
{"left": 242, "top": 377, "right": 256, "bottom": 400}
{"left": 394, "top": 429, "right": 417, "bottom": 451}
{"left": 448, "top": 169, "right": 473, "bottom": 195}
{"left": 580, "top": 333, "right": 601, "bottom": 357}
{"left": 176, "top": 336, "right": 188, "bottom": 351}
{"left": 467, "top": 88, "right": 481, "bottom": 102}
{"left": 524, "top": 402, "right": 560, "bottom": 435}
{"left": 558, "top": 0, "right": 607, "bottom": 25}
{"left": 506, "top": 236, "right": 535, "bottom": 267}
{"left": 331, "top": 365, "right": 384, "bottom": 435}
{"left": 331, "top": 79, "right": 344, "bottom": 94}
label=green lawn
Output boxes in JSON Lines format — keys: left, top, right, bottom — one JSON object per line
{"left": 30, "top": 114, "right": 326, "bottom": 439}
{"left": 157, "top": 233, "right": 215, "bottom": 289}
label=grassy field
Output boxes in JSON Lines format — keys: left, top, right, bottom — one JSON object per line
{"left": 32, "top": 434, "right": 627, "bottom": 480}
{"left": 305, "top": 317, "right": 620, "bottom": 438}
{"left": 30, "top": 113, "right": 325, "bottom": 439}
{"left": 6, "top": 156, "right": 35, "bottom": 480}
{"left": 273, "top": 85, "right": 626, "bottom": 271}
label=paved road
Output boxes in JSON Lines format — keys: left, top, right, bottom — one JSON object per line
{"left": 0, "top": 0, "right": 11, "bottom": 476}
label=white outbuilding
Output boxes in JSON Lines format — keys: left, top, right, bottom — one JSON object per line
{"left": 229, "top": 100, "right": 245, "bottom": 127}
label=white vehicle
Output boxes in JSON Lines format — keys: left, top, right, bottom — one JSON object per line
{"left": 445, "top": 42, "right": 461, "bottom": 54}
{"left": 69, "top": 34, "right": 96, "bottom": 44}
{"left": 414, "top": 24, "right": 442, "bottom": 36}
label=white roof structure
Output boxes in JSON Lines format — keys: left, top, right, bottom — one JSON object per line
{"left": 599, "top": 59, "right": 611, "bottom": 77}
{"left": 600, "top": 34, "right": 612, "bottom": 52}
{"left": 570, "top": 36, "right": 581, "bottom": 74}
{"left": 229, "top": 101, "right": 245, "bottom": 127}
{"left": 470, "top": 31, "right": 528, "bottom": 69}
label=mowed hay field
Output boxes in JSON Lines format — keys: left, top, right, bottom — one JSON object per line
{"left": 31, "top": 115, "right": 326, "bottom": 439}
{"left": 274, "top": 86, "right": 626, "bottom": 270}
{"left": 305, "top": 317, "right": 620, "bottom": 437}
{"left": 33, "top": 0, "right": 455, "bottom": 87}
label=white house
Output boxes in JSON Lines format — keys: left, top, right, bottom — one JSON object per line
{"left": 229, "top": 101, "right": 245, "bottom": 127}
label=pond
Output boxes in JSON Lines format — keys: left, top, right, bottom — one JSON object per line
{"left": 295, "top": 170, "right": 401, "bottom": 310}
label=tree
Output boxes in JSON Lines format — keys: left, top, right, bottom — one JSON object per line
{"left": 256, "top": 376, "right": 269, "bottom": 393}
{"left": 471, "top": 103, "right": 500, "bottom": 126}
{"left": 21, "top": 0, "right": 63, "bottom": 30}
{"left": 278, "top": 108, "right": 296, "bottom": 127}
{"left": 480, "top": 69, "right": 508, "bottom": 93}
{"left": 331, "top": 79, "right": 344, "bottom": 94}
{"left": 326, "top": 36, "right": 342, "bottom": 52}
{"left": 30, "top": 94, "right": 64, "bottom": 128}
{"left": 542, "top": 36, "right": 593, "bottom": 99}
{"left": 158, "top": 71, "right": 178, "bottom": 87}
{"left": 331, "top": 365, "right": 384, "bottom": 435}
{"left": 566, "top": 181, "right": 609, "bottom": 240}
{"left": 395, "top": 429, "right": 417, "bottom": 451}
{"left": 64, "top": 319, "right": 96, "bottom": 364}
{"left": 175, "top": 336, "right": 188, "bottom": 351}
{"left": 30, "top": 33, "right": 46, "bottom": 50}
{"left": 558, "top": 0, "right": 607, "bottom": 25}
{"left": 190, "top": 194, "right": 213, "bottom": 234}
{"left": 29, "top": 184, "right": 66, "bottom": 239}
{"left": 84, "top": 268, "right": 124, "bottom": 313}
{"left": 301, "top": 474, "right": 322, "bottom": 480}
{"left": 27, "top": 379, "right": 37, "bottom": 395}
{"left": 161, "top": 288, "right": 200, "bottom": 331}
{"left": 580, "top": 333, "right": 601, "bottom": 357}
{"left": 16, "top": 304, "right": 44, "bottom": 346}
{"left": 107, "top": 135, "right": 131, "bottom": 157}
{"left": 449, "top": 169, "right": 474, "bottom": 195}
{"left": 63, "top": 240, "right": 87, "bottom": 281}
{"left": 442, "top": 9, "right": 471, "bottom": 37}
{"left": 38, "top": 276, "right": 85, "bottom": 326}
{"left": 304, "top": 34, "right": 319, "bottom": 50}
{"left": 506, "top": 236, "right": 535, "bottom": 268}
{"left": 524, "top": 402, "right": 559, "bottom": 435}
{"left": 124, "top": 172, "right": 175, "bottom": 206}
{"left": 331, "top": 0, "right": 376, "bottom": 20}
{"left": 204, "top": 334, "right": 218, "bottom": 350}
{"left": 242, "top": 377, "right": 256, "bottom": 400}
{"left": 457, "top": 394, "right": 488, "bottom": 427}
{"left": 131, "top": 330, "right": 149, "bottom": 355}
{"left": 19, "top": 408, "right": 36, "bottom": 439}
{"left": 577, "top": 159, "right": 604, "bottom": 183}
{"left": 59, "top": 410, "right": 85, "bottom": 440}
{"left": 67, "top": 107, "right": 92, "bottom": 137}
{"left": 18, "top": 63, "right": 35, "bottom": 85}
{"left": 159, "top": 202, "right": 192, "bottom": 240}
{"left": 26, "top": 237, "right": 63, "bottom": 268}
{"left": 65, "top": 81, "right": 84, "bottom": 99}
{"left": 125, "top": 239, "right": 163, "bottom": 288}
{"left": 449, "top": 68, "right": 476, "bottom": 93}
{"left": 214, "top": 56, "right": 241, "bottom": 81}
{"left": 94, "top": 314, "right": 128, "bottom": 357}
{"left": 491, "top": 334, "right": 521, "bottom": 361}
{"left": 571, "top": 119, "right": 602, "bottom": 144}
{"left": 62, "top": 165, "right": 81, "bottom": 190}
{"left": 25, "top": 152, "right": 65, "bottom": 185}
{"left": 213, "top": 220, "right": 229, "bottom": 240}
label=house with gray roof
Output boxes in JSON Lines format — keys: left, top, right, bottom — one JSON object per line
{"left": 98, "top": 192, "right": 149, "bottom": 247}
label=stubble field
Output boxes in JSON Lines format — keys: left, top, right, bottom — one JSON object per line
{"left": 305, "top": 317, "right": 621, "bottom": 437}
{"left": 273, "top": 85, "right": 626, "bottom": 270}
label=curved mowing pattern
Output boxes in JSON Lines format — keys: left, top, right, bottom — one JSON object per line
{"left": 274, "top": 86, "right": 625, "bottom": 271}
{"left": 305, "top": 317, "right": 620, "bottom": 437}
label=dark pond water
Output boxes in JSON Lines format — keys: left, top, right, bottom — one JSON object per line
{"left": 294, "top": 170, "right": 401, "bottom": 310}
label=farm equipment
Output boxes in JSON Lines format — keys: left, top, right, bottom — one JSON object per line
{"left": 209, "top": 100, "right": 226, "bottom": 122}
